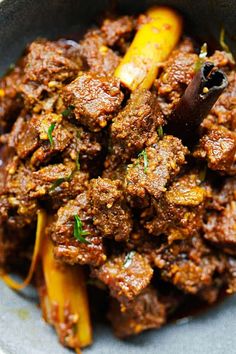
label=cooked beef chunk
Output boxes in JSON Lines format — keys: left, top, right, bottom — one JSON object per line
{"left": 194, "top": 124, "right": 236, "bottom": 175}
{"left": 28, "top": 162, "right": 89, "bottom": 209}
{"left": 126, "top": 135, "right": 188, "bottom": 206}
{"left": 79, "top": 29, "right": 120, "bottom": 75}
{"left": 106, "top": 89, "right": 164, "bottom": 169}
{"left": 63, "top": 72, "right": 124, "bottom": 131}
{"left": 0, "top": 157, "right": 38, "bottom": 228}
{"left": 21, "top": 40, "right": 81, "bottom": 104}
{"left": 0, "top": 64, "right": 24, "bottom": 133}
{"left": 93, "top": 252, "right": 153, "bottom": 303}
{"left": 155, "top": 38, "right": 197, "bottom": 117}
{"left": 51, "top": 192, "right": 106, "bottom": 266}
{"left": 143, "top": 172, "right": 209, "bottom": 240}
{"left": 108, "top": 287, "right": 167, "bottom": 338}
{"left": 152, "top": 235, "right": 226, "bottom": 295}
{"left": 204, "top": 70, "right": 236, "bottom": 130}
{"left": 89, "top": 178, "right": 132, "bottom": 241}
{"left": 0, "top": 222, "right": 34, "bottom": 268}
{"left": 101, "top": 16, "right": 135, "bottom": 47}
{"left": 204, "top": 178, "right": 236, "bottom": 254}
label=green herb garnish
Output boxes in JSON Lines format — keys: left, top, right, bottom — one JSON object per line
{"left": 47, "top": 123, "right": 56, "bottom": 147}
{"left": 138, "top": 149, "right": 148, "bottom": 173}
{"left": 62, "top": 105, "right": 75, "bottom": 118}
{"left": 124, "top": 251, "right": 135, "bottom": 268}
{"left": 76, "top": 154, "right": 80, "bottom": 171}
{"left": 73, "top": 215, "right": 90, "bottom": 244}
{"left": 195, "top": 43, "right": 208, "bottom": 72}
{"left": 219, "top": 27, "right": 235, "bottom": 63}
{"left": 49, "top": 177, "right": 67, "bottom": 192}
{"left": 157, "top": 126, "right": 164, "bottom": 139}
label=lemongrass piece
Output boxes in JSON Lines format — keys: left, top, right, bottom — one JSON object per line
{"left": 41, "top": 234, "right": 92, "bottom": 349}
{"left": 0, "top": 209, "right": 47, "bottom": 290}
{"left": 114, "top": 6, "right": 182, "bottom": 90}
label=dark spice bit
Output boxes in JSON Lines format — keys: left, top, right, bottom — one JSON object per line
{"left": 166, "top": 62, "right": 228, "bottom": 147}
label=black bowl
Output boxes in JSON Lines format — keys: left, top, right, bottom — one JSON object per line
{"left": 0, "top": 1, "right": 236, "bottom": 353}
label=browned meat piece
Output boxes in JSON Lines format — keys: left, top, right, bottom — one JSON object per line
{"left": 209, "top": 50, "right": 235, "bottom": 69}
{"left": 0, "top": 65, "right": 24, "bottom": 133}
{"left": 79, "top": 29, "right": 120, "bottom": 75}
{"left": 0, "top": 222, "right": 34, "bottom": 268}
{"left": 152, "top": 235, "right": 226, "bottom": 295}
{"left": 142, "top": 172, "right": 209, "bottom": 241}
{"left": 126, "top": 135, "right": 188, "bottom": 207}
{"left": 51, "top": 192, "right": 106, "bottom": 266}
{"left": 155, "top": 38, "right": 198, "bottom": 117}
{"left": 108, "top": 287, "right": 167, "bottom": 338}
{"left": 203, "top": 70, "right": 236, "bottom": 130}
{"left": 204, "top": 178, "right": 236, "bottom": 254}
{"left": 0, "top": 157, "right": 38, "bottom": 228}
{"left": 63, "top": 72, "right": 124, "bottom": 131}
{"left": 101, "top": 16, "right": 135, "bottom": 47}
{"left": 93, "top": 252, "right": 153, "bottom": 303}
{"left": 105, "top": 89, "right": 164, "bottom": 169}
{"left": 28, "top": 161, "right": 89, "bottom": 209}
{"left": 194, "top": 124, "right": 236, "bottom": 175}
{"left": 89, "top": 178, "right": 132, "bottom": 241}
{"left": 21, "top": 40, "right": 81, "bottom": 104}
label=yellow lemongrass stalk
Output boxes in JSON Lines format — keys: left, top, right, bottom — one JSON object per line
{"left": 115, "top": 6, "right": 183, "bottom": 90}
{"left": 41, "top": 231, "right": 92, "bottom": 350}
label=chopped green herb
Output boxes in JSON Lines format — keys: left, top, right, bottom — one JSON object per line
{"left": 47, "top": 123, "right": 56, "bottom": 147}
{"left": 195, "top": 43, "right": 208, "bottom": 72}
{"left": 157, "top": 126, "right": 164, "bottom": 139}
{"left": 73, "top": 215, "right": 91, "bottom": 244}
{"left": 49, "top": 177, "right": 67, "bottom": 192}
{"left": 219, "top": 27, "right": 235, "bottom": 63}
{"left": 124, "top": 251, "right": 135, "bottom": 268}
{"left": 76, "top": 154, "right": 80, "bottom": 171}
{"left": 62, "top": 105, "right": 75, "bottom": 118}
{"left": 138, "top": 149, "right": 148, "bottom": 173}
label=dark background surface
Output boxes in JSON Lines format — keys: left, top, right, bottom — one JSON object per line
{"left": 0, "top": 1, "right": 236, "bottom": 353}
{"left": 0, "top": 0, "right": 236, "bottom": 74}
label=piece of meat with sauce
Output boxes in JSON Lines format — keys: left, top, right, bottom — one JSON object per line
{"left": 155, "top": 37, "right": 198, "bottom": 117}
{"left": 62, "top": 72, "right": 124, "bottom": 131}
{"left": 92, "top": 252, "right": 153, "bottom": 304}
{"left": 105, "top": 89, "right": 164, "bottom": 169}
{"left": 108, "top": 287, "right": 167, "bottom": 338}
{"left": 203, "top": 70, "right": 236, "bottom": 130}
{"left": 20, "top": 39, "right": 81, "bottom": 105}
{"left": 152, "top": 234, "right": 226, "bottom": 296}
{"left": 79, "top": 29, "right": 121, "bottom": 75}
{"left": 51, "top": 192, "right": 106, "bottom": 266}
{"left": 126, "top": 135, "right": 188, "bottom": 207}
{"left": 142, "top": 172, "right": 209, "bottom": 241}
{"left": 204, "top": 178, "right": 236, "bottom": 255}
{"left": 194, "top": 124, "right": 236, "bottom": 175}
{"left": 0, "top": 64, "right": 24, "bottom": 134}
{"left": 28, "top": 161, "right": 89, "bottom": 210}
{"left": 101, "top": 16, "right": 135, "bottom": 51}
{"left": 89, "top": 178, "right": 132, "bottom": 241}
{"left": 0, "top": 156, "right": 38, "bottom": 228}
